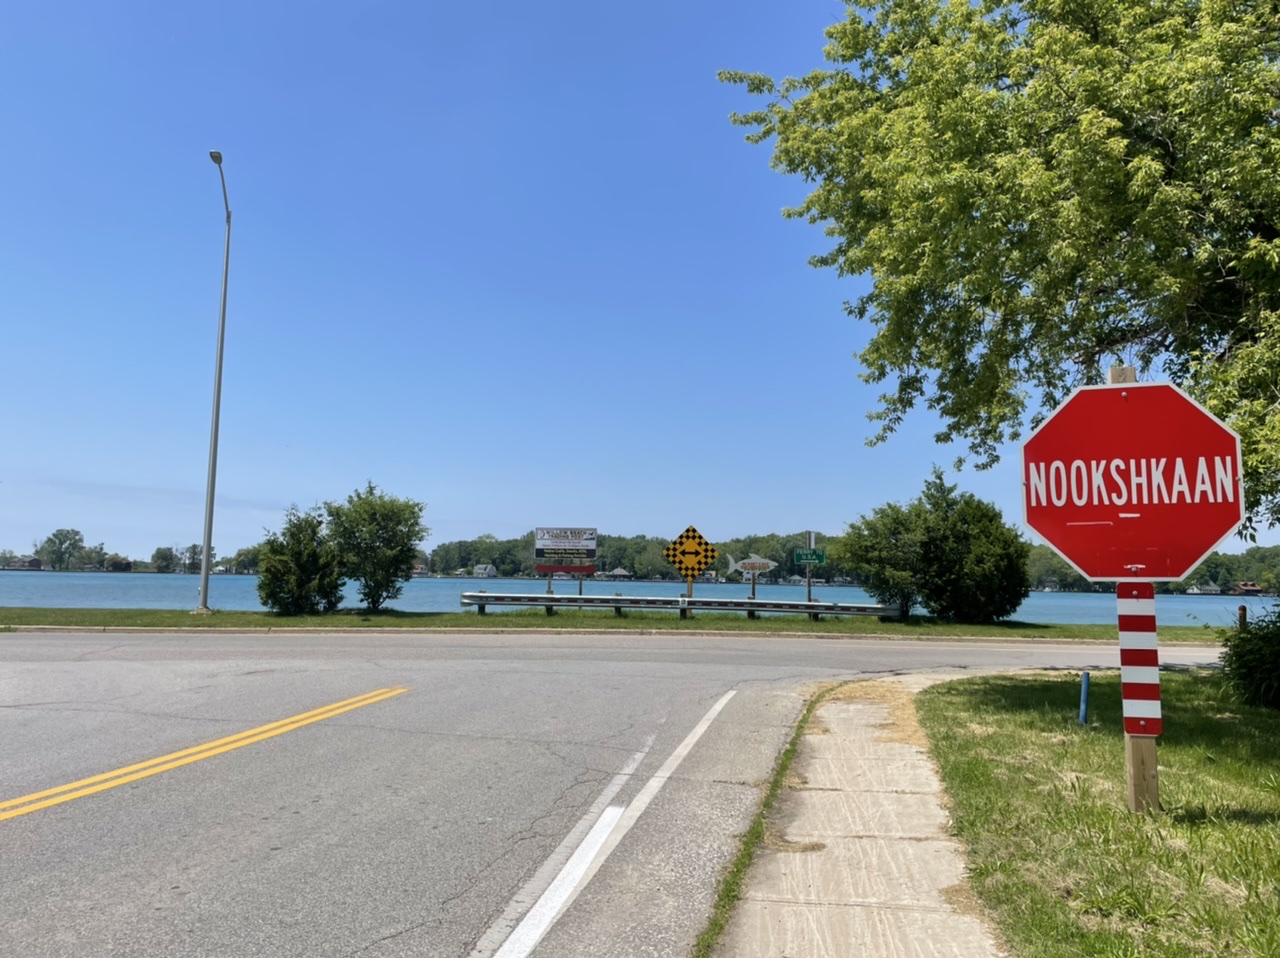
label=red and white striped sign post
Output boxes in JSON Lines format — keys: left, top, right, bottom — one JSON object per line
{"left": 1023, "top": 367, "right": 1245, "bottom": 813}
{"left": 1118, "top": 582, "right": 1162, "bottom": 810}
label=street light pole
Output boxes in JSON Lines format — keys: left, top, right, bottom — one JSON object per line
{"left": 197, "top": 151, "right": 231, "bottom": 612}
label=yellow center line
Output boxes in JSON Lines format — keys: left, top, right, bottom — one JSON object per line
{"left": 0, "top": 686, "right": 410, "bottom": 823}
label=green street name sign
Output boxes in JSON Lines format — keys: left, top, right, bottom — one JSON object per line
{"left": 794, "top": 548, "right": 826, "bottom": 565}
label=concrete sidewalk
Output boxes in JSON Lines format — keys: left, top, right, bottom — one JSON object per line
{"left": 719, "top": 673, "right": 1007, "bottom": 958}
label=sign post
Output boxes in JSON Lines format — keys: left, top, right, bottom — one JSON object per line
{"left": 1022, "top": 369, "right": 1244, "bottom": 812}
{"left": 795, "top": 535, "right": 826, "bottom": 610}
{"left": 727, "top": 554, "right": 778, "bottom": 610}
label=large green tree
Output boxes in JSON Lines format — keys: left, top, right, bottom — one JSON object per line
{"left": 228, "top": 544, "right": 263, "bottom": 574}
{"left": 35, "top": 529, "right": 85, "bottom": 571}
{"left": 722, "top": 0, "right": 1280, "bottom": 528}
{"left": 832, "top": 502, "right": 926, "bottom": 616}
{"left": 326, "top": 482, "right": 428, "bottom": 611}
{"left": 77, "top": 542, "right": 106, "bottom": 571}
{"left": 834, "top": 470, "right": 1030, "bottom": 621}
{"left": 914, "top": 471, "right": 1031, "bottom": 621}
{"left": 150, "top": 546, "right": 179, "bottom": 574}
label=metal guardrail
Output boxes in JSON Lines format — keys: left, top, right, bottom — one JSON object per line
{"left": 459, "top": 591, "right": 899, "bottom": 621}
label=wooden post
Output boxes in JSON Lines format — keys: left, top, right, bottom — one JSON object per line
{"left": 1239, "top": 604, "right": 1248, "bottom": 630}
{"left": 1125, "top": 734, "right": 1160, "bottom": 813}
{"left": 1108, "top": 365, "right": 1138, "bottom": 384}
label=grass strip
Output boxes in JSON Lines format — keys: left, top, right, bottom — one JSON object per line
{"left": 0, "top": 606, "right": 1221, "bottom": 642}
{"left": 690, "top": 683, "right": 839, "bottom": 958}
{"left": 916, "top": 670, "right": 1280, "bottom": 958}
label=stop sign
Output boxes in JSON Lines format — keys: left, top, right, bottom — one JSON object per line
{"left": 1022, "top": 383, "right": 1244, "bottom": 580}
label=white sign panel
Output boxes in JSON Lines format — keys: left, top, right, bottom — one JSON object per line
{"left": 535, "top": 527, "right": 598, "bottom": 561}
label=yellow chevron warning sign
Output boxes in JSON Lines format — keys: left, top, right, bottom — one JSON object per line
{"left": 662, "top": 526, "right": 717, "bottom": 581}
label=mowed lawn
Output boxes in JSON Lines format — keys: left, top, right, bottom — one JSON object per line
{"left": 917, "top": 671, "right": 1280, "bottom": 957}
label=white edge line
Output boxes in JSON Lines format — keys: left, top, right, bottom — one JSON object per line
{"left": 575, "top": 689, "right": 738, "bottom": 894}
{"left": 492, "top": 805, "right": 625, "bottom": 958}
{"left": 468, "top": 741, "right": 650, "bottom": 958}
{"left": 475, "top": 689, "right": 738, "bottom": 958}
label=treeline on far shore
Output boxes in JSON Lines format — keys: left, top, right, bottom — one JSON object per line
{"left": 7, "top": 530, "right": 1278, "bottom": 597}
{"left": 427, "top": 534, "right": 1280, "bottom": 596}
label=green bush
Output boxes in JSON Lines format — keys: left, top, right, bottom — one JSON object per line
{"left": 326, "top": 482, "right": 427, "bottom": 611}
{"left": 1219, "top": 605, "right": 1280, "bottom": 709}
{"left": 833, "top": 468, "right": 1030, "bottom": 622}
{"left": 257, "top": 506, "right": 344, "bottom": 615}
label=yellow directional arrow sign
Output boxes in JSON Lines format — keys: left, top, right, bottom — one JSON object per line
{"left": 663, "top": 526, "right": 718, "bottom": 581}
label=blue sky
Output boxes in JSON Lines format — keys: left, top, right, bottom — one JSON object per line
{"left": 1, "top": 0, "right": 1272, "bottom": 561}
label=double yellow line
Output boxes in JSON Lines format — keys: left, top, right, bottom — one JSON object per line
{"left": 0, "top": 686, "right": 409, "bottom": 823}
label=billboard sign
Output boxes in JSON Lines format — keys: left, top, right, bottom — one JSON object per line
{"left": 535, "top": 527, "right": 597, "bottom": 574}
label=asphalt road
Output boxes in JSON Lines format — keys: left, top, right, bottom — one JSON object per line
{"left": 0, "top": 630, "right": 1220, "bottom": 958}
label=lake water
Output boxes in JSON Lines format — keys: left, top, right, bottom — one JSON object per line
{"left": 0, "top": 571, "right": 1274, "bottom": 627}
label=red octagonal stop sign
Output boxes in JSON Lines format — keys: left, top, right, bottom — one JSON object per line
{"left": 1022, "top": 383, "right": 1244, "bottom": 581}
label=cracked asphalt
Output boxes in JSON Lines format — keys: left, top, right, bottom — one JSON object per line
{"left": 0, "top": 630, "right": 1217, "bottom": 957}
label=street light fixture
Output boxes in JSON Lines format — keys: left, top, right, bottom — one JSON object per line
{"left": 197, "top": 150, "right": 231, "bottom": 612}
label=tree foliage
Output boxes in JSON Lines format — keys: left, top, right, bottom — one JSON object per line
{"left": 915, "top": 472, "right": 1032, "bottom": 621}
{"left": 77, "top": 542, "right": 106, "bottom": 571}
{"left": 180, "top": 544, "right": 214, "bottom": 575}
{"left": 103, "top": 553, "right": 132, "bottom": 573}
{"left": 834, "top": 470, "right": 1030, "bottom": 621}
{"left": 427, "top": 530, "right": 857, "bottom": 582}
{"left": 257, "top": 506, "right": 344, "bottom": 615}
{"left": 832, "top": 502, "right": 924, "bottom": 616}
{"left": 326, "top": 482, "right": 428, "bottom": 611}
{"left": 721, "top": 0, "right": 1280, "bottom": 526}
{"left": 151, "top": 546, "right": 179, "bottom": 574}
{"left": 228, "top": 544, "right": 262, "bottom": 574}
{"left": 36, "top": 529, "right": 84, "bottom": 571}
